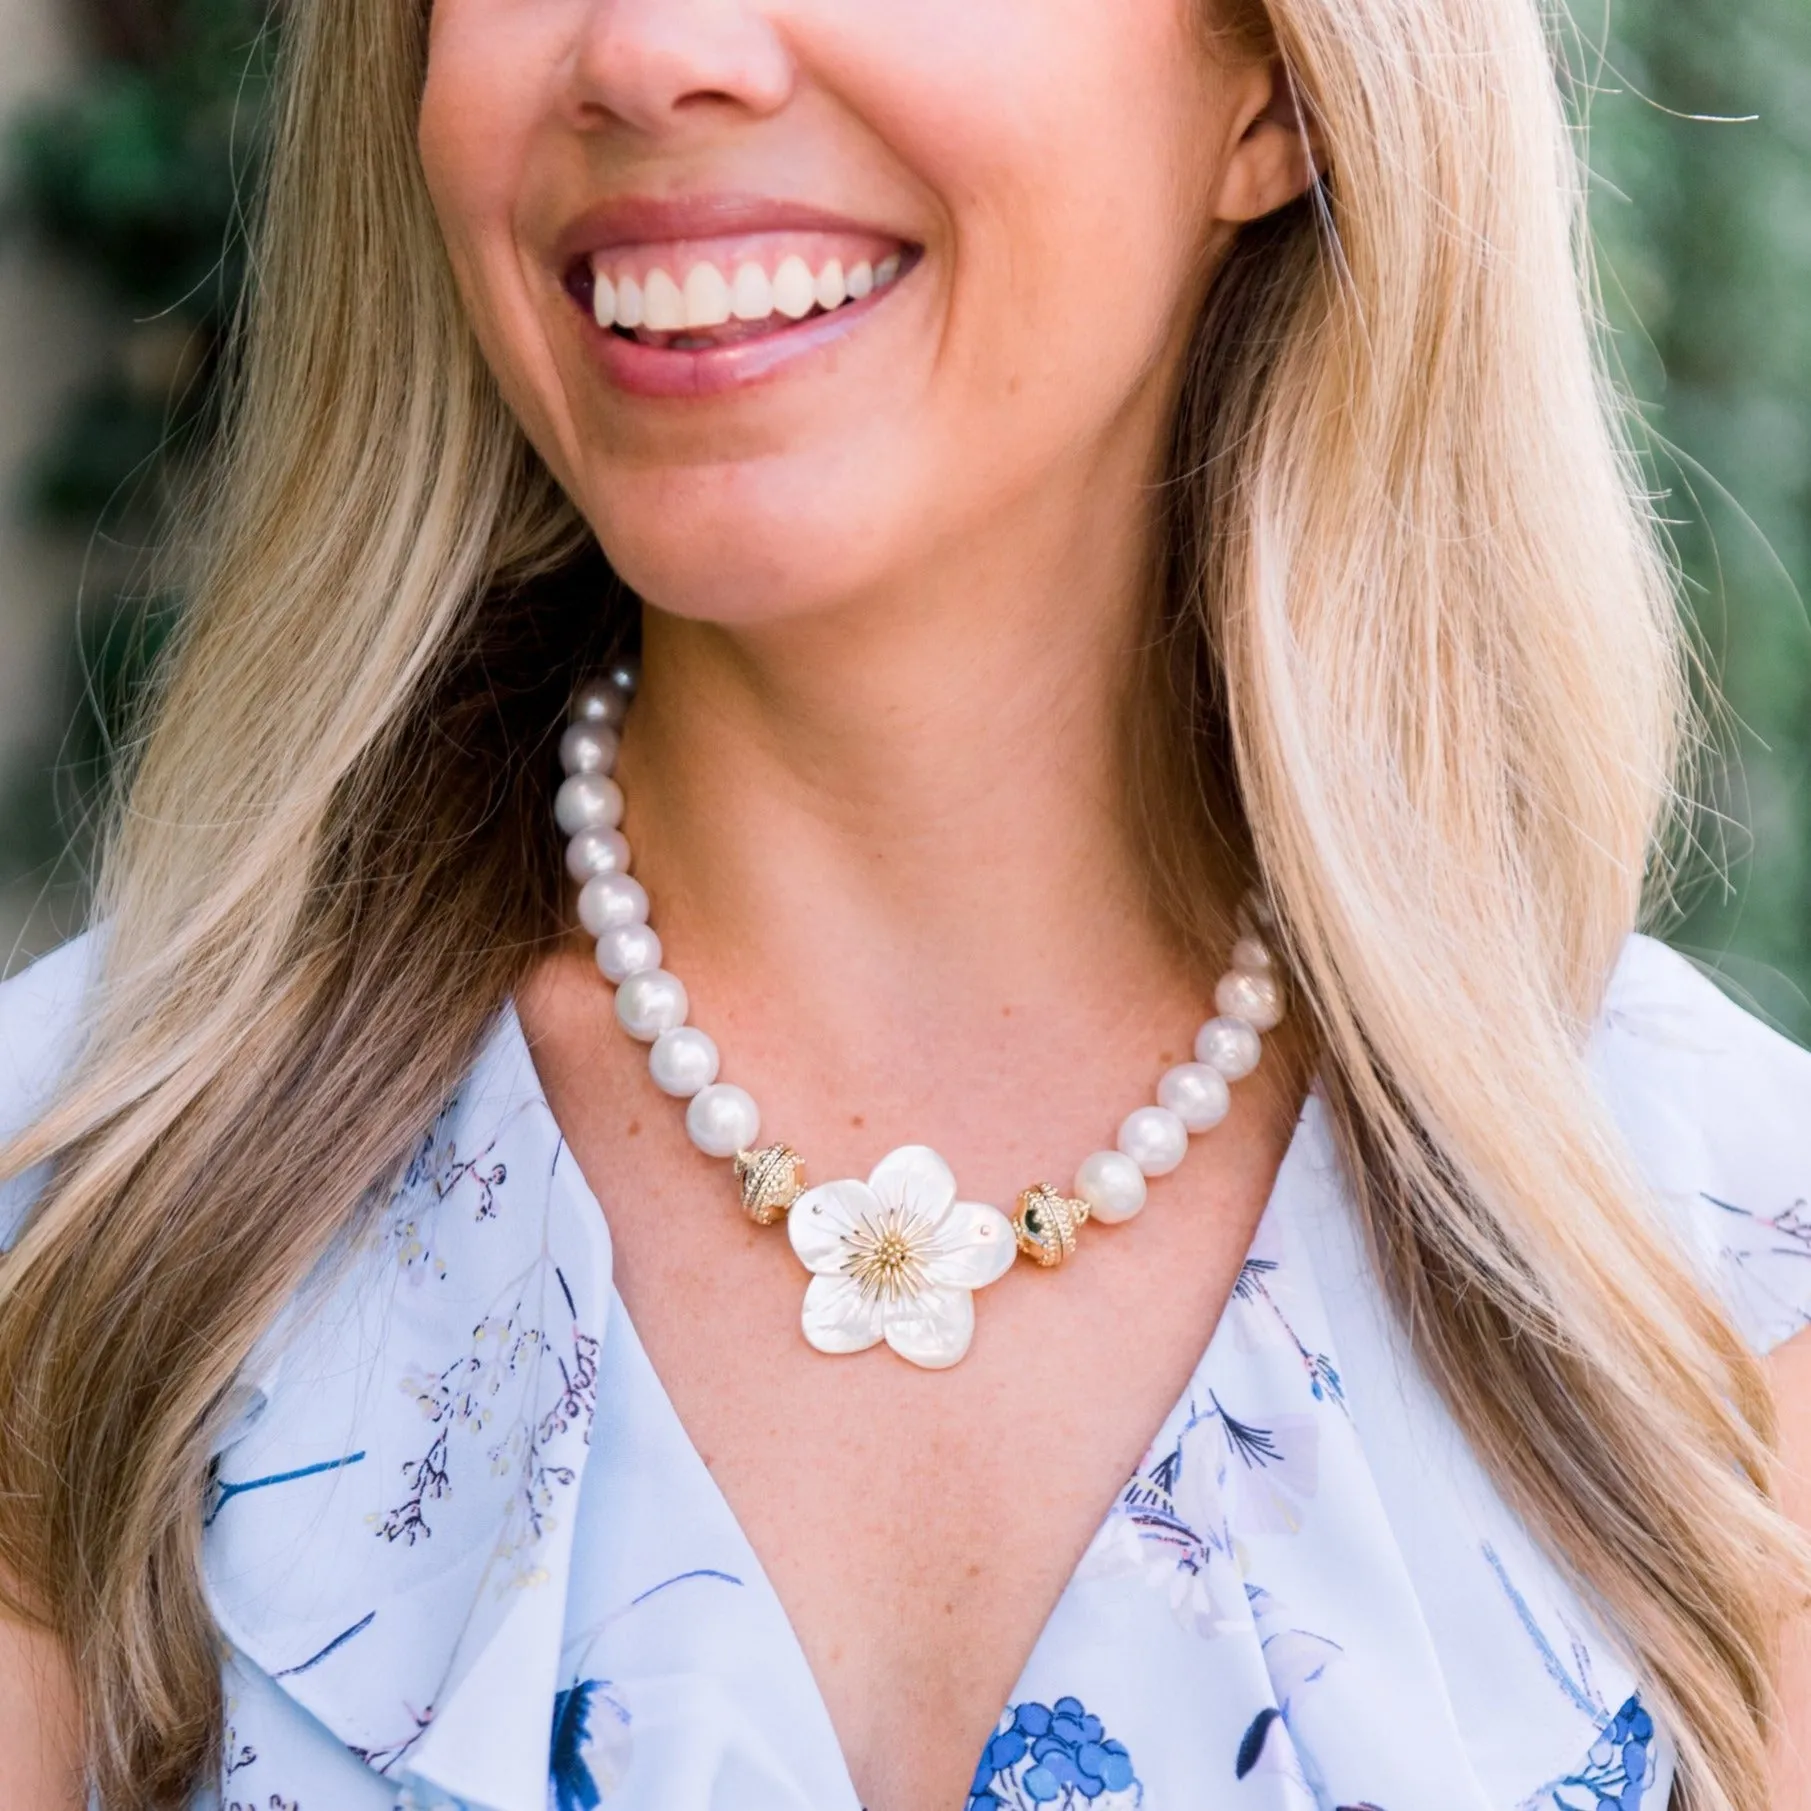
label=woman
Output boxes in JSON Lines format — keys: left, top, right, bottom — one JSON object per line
{"left": 3, "top": 0, "right": 1809, "bottom": 1805}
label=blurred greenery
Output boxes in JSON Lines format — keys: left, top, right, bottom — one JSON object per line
{"left": 1588, "top": 0, "right": 1811, "bottom": 1039}
{"left": 0, "top": 0, "right": 268, "bottom": 916}
{"left": 1, "top": 0, "right": 1808, "bottom": 1035}
{"left": 8, "top": 0, "right": 268, "bottom": 516}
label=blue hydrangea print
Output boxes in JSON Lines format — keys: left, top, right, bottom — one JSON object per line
{"left": 968, "top": 1698, "right": 1141, "bottom": 1808}
{"left": 1535, "top": 1695, "right": 1654, "bottom": 1810}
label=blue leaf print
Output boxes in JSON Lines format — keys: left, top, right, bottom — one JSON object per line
{"left": 550, "top": 1679, "right": 630, "bottom": 1811}
{"left": 1215, "top": 1397, "right": 1285, "bottom": 1470}
{"left": 1230, "top": 1258, "right": 1347, "bottom": 1407}
{"left": 1235, "top": 1707, "right": 1284, "bottom": 1779}
{"left": 969, "top": 1698, "right": 1140, "bottom": 1808}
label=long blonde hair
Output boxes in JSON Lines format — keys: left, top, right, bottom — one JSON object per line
{"left": 0, "top": 0, "right": 1800, "bottom": 1805}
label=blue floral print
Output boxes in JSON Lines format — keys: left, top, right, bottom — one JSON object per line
{"left": 1700, "top": 1192, "right": 1811, "bottom": 1348}
{"left": 550, "top": 1679, "right": 631, "bottom": 1811}
{"left": 219, "top": 1721, "right": 301, "bottom": 1811}
{"left": 548, "top": 1565, "right": 747, "bottom": 1810}
{"left": 381, "top": 1267, "right": 600, "bottom": 1550}
{"left": 1529, "top": 1696, "right": 1654, "bottom": 1810}
{"left": 390, "top": 1097, "right": 508, "bottom": 1283}
{"left": 969, "top": 1699, "right": 1140, "bottom": 1809}
{"left": 1231, "top": 1258, "right": 1347, "bottom": 1407}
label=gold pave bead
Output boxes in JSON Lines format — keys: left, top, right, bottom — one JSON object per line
{"left": 1012, "top": 1183, "right": 1090, "bottom": 1268}
{"left": 734, "top": 1144, "right": 806, "bottom": 1226}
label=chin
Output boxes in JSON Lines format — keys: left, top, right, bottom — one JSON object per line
{"left": 577, "top": 463, "right": 919, "bottom": 627}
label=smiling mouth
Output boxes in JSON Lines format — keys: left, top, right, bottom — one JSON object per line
{"left": 565, "top": 234, "right": 920, "bottom": 355}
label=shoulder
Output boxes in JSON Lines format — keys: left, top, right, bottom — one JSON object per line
{"left": 0, "top": 933, "right": 102, "bottom": 1247}
{"left": 1592, "top": 932, "right": 1811, "bottom": 1355}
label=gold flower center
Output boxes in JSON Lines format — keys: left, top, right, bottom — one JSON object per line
{"left": 843, "top": 1208, "right": 929, "bottom": 1303}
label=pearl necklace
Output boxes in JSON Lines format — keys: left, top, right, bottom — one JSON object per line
{"left": 556, "top": 664, "right": 1286, "bottom": 1370}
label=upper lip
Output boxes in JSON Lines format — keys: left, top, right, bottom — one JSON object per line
{"left": 553, "top": 192, "right": 914, "bottom": 267}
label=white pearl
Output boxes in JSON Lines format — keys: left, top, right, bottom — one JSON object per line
{"left": 686, "top": 1083, "right": 761, "bottom": 1159}
{"left": 1215, "top": 968, "right": 1284, "bottom": 1033}
{"left": 615, "top": 968, "right": 688, "bottom": 1042}
{"left": 566, "top": 828, "right": 631, "bottom": 882}
{"left": 1073, "top": 1150, "right": 1148, "bottom": 1225}
{"left": 573, "top": 679, "right": 628, "bottom": 728}
{"left": 555, "top": 773, "right": 625, "bottom": 836}
{"left": 1195, "top": 1015, "right": 1262, "bottom": 1081}
{"left": 596, "top": 923, "right": 662, "bottom": 983}
{"left": 1118, "top": 1105, "right": 1189, "bottom": 1177}
{"left": 1157, "top": 1062, "right": 1231, "bottom": 1132}
{"left": 559, "top": 721, "right": 619, "bottom": 777}
{"left": 606, "top": 656, "right": 641, "bottom": 697}
{"left": 1231, "top": 935, "right": 1273, "bottom": 975}
{"left": 649, "top": 1027, "right": 720, "bottom": 1099}
{"left": 577, "top": 872, "right": 649, "bottom": 937}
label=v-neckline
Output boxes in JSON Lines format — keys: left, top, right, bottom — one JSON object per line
{"left": 511, "top": 998, "right": 1321, "bottom": 1808}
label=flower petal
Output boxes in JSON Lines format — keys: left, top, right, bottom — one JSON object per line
{"left": 881, "top": 1286, "right": 976, "bottom": 1370}
{"left": 924, "top": 1198, "right": 1018, "bottom": 1290}
{"left": 789, "top": 1178, "right": 879, "bottom": 1275}
{"left": 866, "top": 1145, "right": 958, "bottom": 1224}
{"left": 800, "top": 1274, "right": 886, "bottom": 1355}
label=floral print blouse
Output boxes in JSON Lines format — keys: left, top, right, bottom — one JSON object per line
{"left": 3, "top": 932, "right": 1809, "bottom": 1811}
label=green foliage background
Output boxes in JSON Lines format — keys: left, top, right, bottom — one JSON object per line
{"left": 1588, "top": 0, "right": 1811, "bottom": 1037}
{"left": 0, "top": 0, "right": 269, "bottom": 926}
{"left": 3, "top": 0, "right": 1808, "bottom": 1035}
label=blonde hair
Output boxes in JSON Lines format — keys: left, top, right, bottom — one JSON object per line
{"left": 0, "top": 0, "right": 1802, "bottom": 1805}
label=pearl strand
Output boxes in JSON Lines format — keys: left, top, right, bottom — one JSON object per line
{"left": 560, "top": 665, "right": 766, "bottom": 1162}
{"left": 556, "top": 666, "right": 1284, "bottom": 1241}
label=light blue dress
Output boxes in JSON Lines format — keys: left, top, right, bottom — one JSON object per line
{"left": 3, "top": 933, "right": 1809, "bottom": 1811}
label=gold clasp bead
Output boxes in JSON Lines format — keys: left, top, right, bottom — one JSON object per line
{"left": 1012, "top": 1183, "right": 1090, "bottom": 1268}
{"left": 734, "top": 1144, "right": 806, "bottom": 1225}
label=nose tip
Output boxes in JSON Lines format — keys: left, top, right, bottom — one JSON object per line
{"left": 566, "top": 0, "right": 795, "bottom": 137}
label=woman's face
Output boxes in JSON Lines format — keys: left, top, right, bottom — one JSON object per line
{"left": 420, "top": 0, "right": 1297, "bottom": 626}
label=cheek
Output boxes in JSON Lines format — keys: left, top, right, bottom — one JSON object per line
{"left": 418, "top": 4, "right": 569, "bottom": 434}
{"left": 837, "top": 0, "right": 1218, "bottom": 405}
{"left": 419, "top": 7, "right": 519, "bottom": 268}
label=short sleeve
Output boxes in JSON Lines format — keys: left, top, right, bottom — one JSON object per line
{"left": 1592, "top": 934, "right": 1811, "bottom": 1356}
{"left": 0, "top": 932, "right": 100, "bottom": 1249}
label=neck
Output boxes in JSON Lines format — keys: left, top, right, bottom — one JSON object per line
{"left": 613, "top": 487, "right": 1240, "bottom": 1057}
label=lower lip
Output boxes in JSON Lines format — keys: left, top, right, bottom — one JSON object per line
{"left": 576, "top": 276, "right": 904, "bottom": 400}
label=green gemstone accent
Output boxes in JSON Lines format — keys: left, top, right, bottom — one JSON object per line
{"left": 1024, "top": 1206, "right": 1043, "bottom": 1234}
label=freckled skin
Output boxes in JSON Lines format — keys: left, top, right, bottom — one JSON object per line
{"left": 1767, "top": 1330, "right": 1811, "bottom": 1804}
{"left": 427, "top": 2, "right": 1319, "bottom": 1808}
{"left": 0, "top": 1597, "right": 82, "bottom": 1811}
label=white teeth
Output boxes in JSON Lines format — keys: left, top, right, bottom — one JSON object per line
{"left": 683, "top": 263, "right": 731, "bottom": 329}
{"left": 772, "top": 255, "right": 816, "bottom": 321}
{"left": 643, "top": 268, "right": 685, "bottom": 332}
{"left": 597, "top": 247, "right": 904, "bottom": 341}
{"left": 616, "top": 273, "right": 645, "bottom": 330}
{"left": 731, "top": 262, "right": 773, "bottom": 322}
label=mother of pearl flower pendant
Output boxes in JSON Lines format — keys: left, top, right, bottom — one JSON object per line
{"left": 557, "top": 665, "right": 1284, "bottom": 1371}
{"left": 786, "top": 1146, "right": 1018, "bottom": 1369}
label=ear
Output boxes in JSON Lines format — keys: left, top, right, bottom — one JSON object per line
{"left": 1213, "top": 61, "right": 1325, "bottom": 225}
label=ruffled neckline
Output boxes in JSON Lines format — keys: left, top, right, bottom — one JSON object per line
{"left": 201, "top": 998, "right": 1651, "bottom": 1811}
